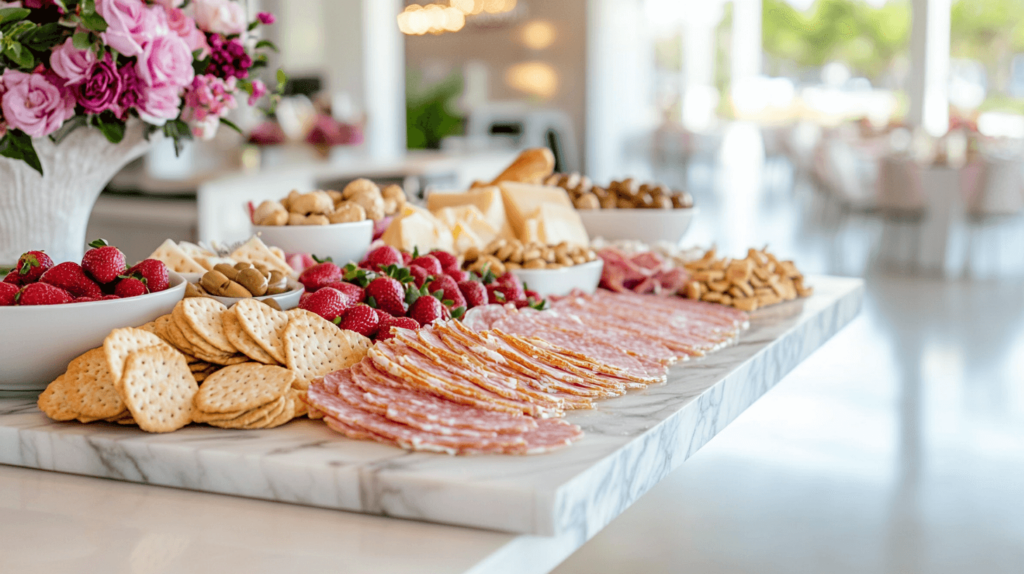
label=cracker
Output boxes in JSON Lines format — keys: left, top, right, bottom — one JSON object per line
{"left": 104, "top": 328, "right": 177, "bottom": 387}
{"left": 65, "top": 348, "right": 125, "bottom": 420}
{"left": 179, "top": 298, "right": 236, "bottom": 354}
{"left": 151, "top": 314, "right": 174, "bottom": 343}
{"left": 230, "top": 236, "right": 294, "bottom": 276}
{"left": 206, "top": 396, "right": 287, "bottom": 429}
{"left": 283, "top": 311, "right": 371, "bottom": 389}
{"left": 173, "top": 303, "right": 229, "bottom": 356}
{"left": 234, "top": 299, "right": 291, "bottom": 364}
{"left": 149, "top": 239, "right": 206, "bottom": 274}
{"left": 164, "top": 318, "right": 199, "bottom": 355}
{"left": 119, "top": 346, "right": 197, "bottom": 433}
{"left": 253, "top": 396, "right": 295, "bottom": 429}
{"left": 116, "top": 416, "right": 137, "bottom": 425}
{"left": 224, "top": 309, "right": 277, "bottom": 365}
{"left": 194, "top": 363, "right": 294, "bottom": 413}
{"left": 37, "top": 374, "right": 77, "bottom": 421}
{"left": 290, "top": 389, "right": 308, "bottom": 417}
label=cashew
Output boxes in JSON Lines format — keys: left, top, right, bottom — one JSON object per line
{"left": 288, "top": 213, "right": 308, "bottom": 226}
{"left": 289, "top": 191, "right": 334, "bottom": 216}
{"left": 342, "top": 178, "right": 379, "bottom": 200}
{"left": 280, "top": 189, "right": 303, "bottom": 211}
{"left": 463, "top": 246, "right": 481, "bottom": 264}
{"left": 328, "top": 202, "right": 366, "bottom": 224}
{"left": 575, "top": 193, "right": 600, "bottom": 210}
{"left": 484, "top": 238, "right": 507, "bottom": 256}
{"left": 254, "top": 200, "right": 288, "bottom": 226}
{"left": 303, "top": 214, "right": 330, "bottom": 225}
{"left": 347, "top": 190, "right": 385, "bottom": 221}
{"left": 523, "top": 258, "right": 546, "bottom": 269}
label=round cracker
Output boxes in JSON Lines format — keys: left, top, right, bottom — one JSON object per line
{"left": 120, "top": 346, "right": 197, "bottom": 433}
{"left": 195, "top": 363, "right": 294, "bottom": 413}
{"left": 65, "top": 348, "right": 125, "bottom": 420}
{"left": 37, "top": 374, "right": 77, "bottom": 421}
{"left": 179, "top": 298, "right": 236, "bottom": 353}
{"left": 283, "top": 311, "right": 371, "bottom": 389}
{"left": 224, "top": 310, "right": 277, "bottom": 365}
{"left": 234, "top": 299, "right": 290, "bottom": 364}
{"left": 103, "top": 328, "right": 176, "bottom": 387}
{"left": 205, "top": 395, "right": 287, "bottom": 429}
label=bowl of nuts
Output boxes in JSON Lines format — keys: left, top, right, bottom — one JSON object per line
{"left": 251, "top": 179, "right": 405, "bottom": 265}
{"left": 462, "top": 239, "right": 602, "bottom": 297}
{"left": 543, "top": 174, "right": 697, "bottom": 245}
{"left": 184, "top": 262, "right": 304, "bottom": 310}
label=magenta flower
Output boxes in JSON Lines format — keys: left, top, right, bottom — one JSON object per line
{"left": 257, "top": 12, "right": 275, "bottom": 25}
{"left": 248, "top": 79, "right": 267, "bottom": 106}
{"left": 49, "top": 38, "right": 97, "bottom": 85}
{"left": 0, "top": 70, "right": 75, "bottom": 138}
{"left": 207, "top": 34, "right": 252, "bottom": 80}
{"left": 137, "top": 33, "right": 195, "bottom": 89}
{"left": 75, "top": 55, "right": 123, "bottom": 114}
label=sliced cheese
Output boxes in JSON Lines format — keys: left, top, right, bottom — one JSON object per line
{"left": 533, "top": 203, "right": 590, "bottom": 246}
{"left": 498, "top": 182, "right": 574, "bottom": 240}
{"left": 382, "top": 207, "right": 454, "bottom": 253}
{"left": 433, "top": 205, "right": 500, "bottom": 252}
{"left": 426, "top": 187, "right": 514, "bottom": 240}
{"left": 451, "top": 222, "right": 483, "bottom": 254}
{"left": 230, "top": 236, "right": 295, "bottom": 276}
{"left": 148, "top": 239, "right": 206, "bottom": 274}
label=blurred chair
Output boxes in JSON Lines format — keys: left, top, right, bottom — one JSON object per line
{"left": 197, "top": 170, "right": 317, "bottom": 246}
{"left": 875, "top": 156, "right": 926, "bottom": 269}
{"left": 962, "top": 158, "right": 1024, "bottom": 275}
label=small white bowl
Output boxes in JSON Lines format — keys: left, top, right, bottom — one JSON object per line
{"left": 577, "top": 208, "right": 697, "bottom": 246}
{"left": 0, "top": 272, "right": 187, "bottom": 393}
{"left": 253, "top": 220, "right": 373, "bottom": 267}
{"left": 181, "top": 273, "right": 305, "bottom": 310}
{"left": 510, "top": 260, "right": 603, "bottom": 298}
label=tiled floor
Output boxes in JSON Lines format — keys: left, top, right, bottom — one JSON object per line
{"left": 556, "top": 142, "right": 1024, "bottom": 573}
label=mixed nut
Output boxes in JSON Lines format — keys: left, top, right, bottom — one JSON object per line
{"left": 463, "top": 239, "right": 597, "bottom": 276}
{"left": 252, "top": 179, "right": 407, "bottom": 226}
{"left": 544, "top": 173, "right": 694, "bottom": 211}
{"left": 185, "top": 262, "right": 292, "bottom": 307}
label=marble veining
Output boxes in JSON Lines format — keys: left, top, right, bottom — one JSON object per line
{"left": 0, "top": 276, "right": 863, "bottom": 536}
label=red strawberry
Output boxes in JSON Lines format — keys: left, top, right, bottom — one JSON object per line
{"left": 408, "top": 265, "right": 430, "bottom": 287}
{"left": 525, "top": 289, "right": 541, "bottom": 302}
{"left": 427, "top": 275, "right": 466, "bottom": 309}
{"left": 430, "top": 250, "right": 459, "bottom": 272}
{"left": 364, "top": 245, "right": 403, "bottom": 270}
{"left": 366, "top": 276, "right": 408, "bottom": 317}
{"left": 298, "top": 261, "right": 342, "bottom": 292}
{"left": 376, "top": 316, "right": 420, "bottom": 341}
{"left": 114, "top": 277, "right": 149, "bottom": 298}
{"left": 494, "top": 275, "right": 526, "bottom": 302}
{"left": 74, "top": 296, "right": 102, "bottom": 303}
{"left": 102, "top": 294, "right": 121, "bottom": 300}
{"left": 457, "top": 281, "right": 488, "bottom": 308}
{"left": 322, "top": 280, "right": 365, "bottom": 306}
{"left": 337, "top": 304, "right": 380, "bottom": 337}
{"left": 487, "top": 285, "right": 504, "bottom": 305}
{"left": 127, "top": 259, "right": 169, "bottom": 292}
{"left": 12, "top": 250, "right": 53, "bottom": 285}
{"left": 0, "top": 282, "right": 19, "bottom": 305}
{"left": 373, "top": 307, "right": 392, "bottom": 323}
{"left": 495, "top": 272, "right": 519, "bottom": 287}
{"left": 408, "top": 295, "right": 448, "bottom": 327}
{"left": 81, "top": 239, "right": 126, "bottom": 284}
{"left": 299, "top": 292, "right": 314, "bottom": 307}
{"left": 409, "top": 255, "right": 442, "bottom": 276}
{"left": 445, "top": 268, "right": 470, "bottom": 283}
{"left": 299, "top": 287, "right": 349, "bottom": 322}
{"left": 401, "top": 251, "right": 413, "bottom": 265}
{"left": 16, "top": 283, "right": 71, "bottom": 306}
{"left": 40, "top": 262, "right": 102, "bottom": 298}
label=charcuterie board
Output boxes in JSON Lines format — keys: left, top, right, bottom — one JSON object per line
{"left": 0, "top": 276, "right": 862, "bottom": 535}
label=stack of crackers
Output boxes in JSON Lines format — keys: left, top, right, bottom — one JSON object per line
{"left": 149, "top": 236, "right": 294, "bottom": 276}
{"left": 681, "top": 248, "right": 813, "bottom": 312}
{"left": 38, "top": 297, "right": 371, "bottom": 433}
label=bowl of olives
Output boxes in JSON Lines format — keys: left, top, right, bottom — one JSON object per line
{"left": 182, "top": 262, "right": 304, "bottom": 310}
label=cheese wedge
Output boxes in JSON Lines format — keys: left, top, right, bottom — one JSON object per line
{"left": 148, "top": 239, "right": 206, "bottom": 274}
{"left": 432, "top": 205, "right": 500, "bottom": 251}
{"left": 382, "top": 205, "right": 454, "bottom": 253}
{"left": 498, "top": 182, "right": 574, "bottom": 240}
{"left": 230, "top": 236, "right": 294, "bottom": 276}
{"left": 426, "top": 187, "right": 514, "bottom": 240}
{"left": 525, "top": 203, "right": 590, "bottom": 247}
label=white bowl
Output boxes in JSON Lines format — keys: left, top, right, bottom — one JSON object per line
{"left": 510, "top": 260, "right": 603, "bottom": 298}
{"left": 577, "top": 208, "right": 697, "bottom": 246}
{"left": 253, "top": 220, "right": 373, "bottom": 267}
{"left": 181, "top": 274, "right": 305, "bottom": 310}
{"left": 0, "top": 272, "right": 187, "bottom": 393}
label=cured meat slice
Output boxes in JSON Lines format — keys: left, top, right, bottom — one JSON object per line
{"left": 461, "top": 303, "right": 516, "bottom": 332}
{"left": 348, "top": 363, "right": 538, "bottom": 434}
{"left": 324, "top": 416, "right": 393, "bottom": 444}
{"left": 512, "top": 419, "right": 585, "bottom": 455}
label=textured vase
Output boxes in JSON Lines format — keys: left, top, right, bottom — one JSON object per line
{"left": 0, "top": 122, "right": 151, "bottom": 266}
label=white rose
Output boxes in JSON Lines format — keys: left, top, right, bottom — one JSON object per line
{"left": 193, "top": 0, "right": 247, "bottom": 36}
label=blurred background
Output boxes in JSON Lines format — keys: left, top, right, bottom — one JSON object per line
{"left": 91, "top": 1, "right": 1024, "bottom": 572}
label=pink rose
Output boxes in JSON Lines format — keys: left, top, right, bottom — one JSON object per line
{"left": 248, "top": 79, "right": 266, "bottom": 106}
{"left": 165, "top": 7, "right": 209, "bottom": 57}
{"left": 0, "top": 70, "right": 75, "bottom": 138}
{"left": 256, "top": 12, "right": 274, "bottom": 25}
{"left": 49, "top": 38, "right": 97, "bottom": 85}
{"left": 136, "top": 83, "right": 181, "bottom": 125}
{"left": 75, "top": 55, "right": 123, "bottom": 114}
{"left": 137, "top": 33, "right": 194, "bottom": 88}
{"left": 193, "top": 0, "right": 246, "bottom": 36}
{"left": 96, "top": 0, "right": 167, "bottom": 57}
{"left": 151, "top": 0, "right": 183, "bottom": 7}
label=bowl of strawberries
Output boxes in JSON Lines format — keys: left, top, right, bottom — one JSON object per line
{"left": 292, "top": 245, "right": 546, "bottom": 344}
{"left": 0, "top": 240, "right": 185, "bottom": 392}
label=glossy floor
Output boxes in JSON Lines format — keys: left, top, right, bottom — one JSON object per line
{"left": 556, "top": 142, "right": 1024, "bottom": 573}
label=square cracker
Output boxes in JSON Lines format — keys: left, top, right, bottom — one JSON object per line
{"left": 119, "top": 346, "right": 198, "bottom": 433}
{"left": 103, "top": 328, "right": 177, "bottom": 387}
{"left": 235, "top": 298, "right": 291, "bottom": 364}
{"left": 224, "top": 309, "right": 277, "bottom": 365}
{"left": 37, "top": 374, "right": 77, "bottom": 421}
{"left": 65, "top": 348, "right": 125, "bottom": 420}
{"left": 195, "top": 363, "right": 294, "bottom": 413}
{"left": 176, "top": 299, "right": 236, "bottom": 354}
{"left": 149, "top": 239, "right": 206, "bottom": 274}
{"left": 230, "top": 236, "right": 294, "bottom": 276}
{"left": 283, "top": 310, "right": 371, "bottom": 389}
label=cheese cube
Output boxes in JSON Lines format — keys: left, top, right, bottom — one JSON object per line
{"left": 381, "top": 207, "right": 454, "bottom": 253}
{"left": 498, "top": 182, "right": 574, "bottom": 239}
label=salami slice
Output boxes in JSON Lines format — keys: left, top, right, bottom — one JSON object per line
{"left": 324, "top": 416, "right": 394, "bottom": 444}
{"left": 513, "top": 419, "right": 585, "bottom": 455}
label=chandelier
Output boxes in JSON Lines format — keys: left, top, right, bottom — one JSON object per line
{"left": 398, "top": 0, "right": 518, "bottom": 36}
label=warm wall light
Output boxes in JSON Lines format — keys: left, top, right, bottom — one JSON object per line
{"left": 520, "top": 20, "right": 556, "bottom": 50}
{"left": 505, "top": 61, "right": 558, "bottom": 99}
{"left": 401, "top": 0, "right": 514, "bottom": 36}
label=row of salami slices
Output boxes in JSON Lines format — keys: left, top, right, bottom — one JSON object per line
{"left": 305, "top": 290, "right": 749, "bottom": 455}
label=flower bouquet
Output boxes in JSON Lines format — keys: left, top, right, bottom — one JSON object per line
{"left": 0, "top": 0, "right": 280, "bottom": 174}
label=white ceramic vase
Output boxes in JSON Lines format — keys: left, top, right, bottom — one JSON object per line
{"left": 0, "top": 121, "right": 151, "bottom": 266}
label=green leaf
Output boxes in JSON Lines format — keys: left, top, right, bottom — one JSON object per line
{"left": 161, "top": 119, "right": 193, "bottom": 156}
{"left": 79, "top": 0, "right": 108, "bottom": 32}
{"left": 0, "top": 130, "right": 43, "bottom": 176}
{"left": 219, "top": 118, "right": 243, "bottom": 135}
{"left": 88, "top": 239, "right": 109, "bottom": 249}
{"left": 441, "top": 299, "right": 453, "bottom": 307}
{"left": 21, "top": 23, "right": 66, "bottom": 51}
{"left": 0, "top": 7, "right": 30, "bottom": 25}
{"left": 366, "top": 295, "right": 377, "bottom": 309}
{"left": 494, "top": 290, "right": 506, "bottom": 303}
{"left": 4, "top": 42, "right": 35, "bottom": 69}
{"left": 431, "top": 289, "right": 444, "bottom": 299}
{"left": 276, "top": 68, "right": 288, "bottom": 88}
{"left": 255, "top": 39, "right": 279, "bottom": 52}
{"left": 248, "top": 20, "right": 259, "bottom": 32}
{"left": 96, "top": 113, "right": 126, "bottom": 144}
{"left": 451, "top": 306, "right": 466, "bottom": 320}
{"left": 72, "top": 31, "right": 91, "bottom": 50}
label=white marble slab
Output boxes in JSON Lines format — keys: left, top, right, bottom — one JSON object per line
{"left": 0, "top": 276, "right": 863, "bottom": 538}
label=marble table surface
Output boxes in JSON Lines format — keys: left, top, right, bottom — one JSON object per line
{"left": 0, "top": 276, "right": 863, "bottom": 573}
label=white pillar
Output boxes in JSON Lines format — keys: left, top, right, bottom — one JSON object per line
{"left": 908, "top": 0, "right": 950, "bottom": 137}
{"left": 323, "top": 0, "right": 406, "bottom": 159}
{"left": 681, "top": 0, "right": 722, "bottom": 131}
{"left": 730, "top": 0, "right": 761, "bottom": 84}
